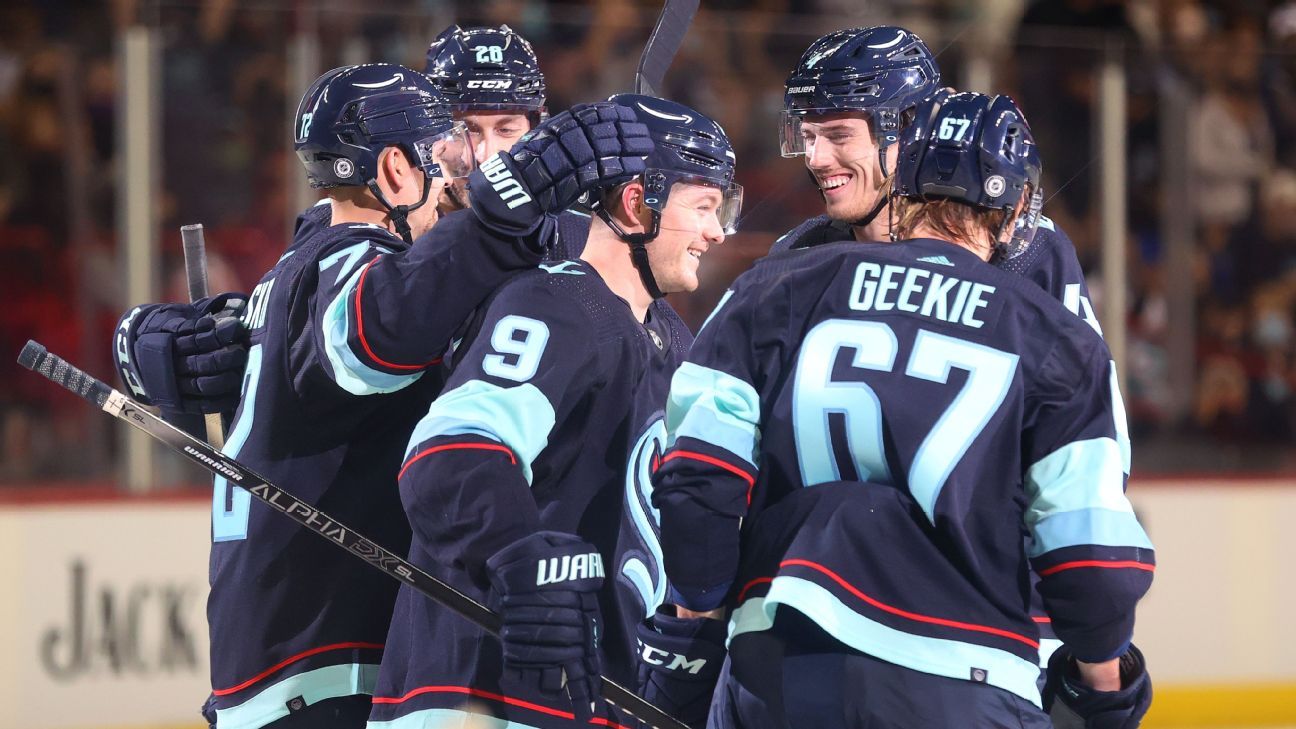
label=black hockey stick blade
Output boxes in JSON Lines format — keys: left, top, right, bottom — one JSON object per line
{"left": 635, "top": 0, "right": 700, "bottom": 96}
{"left": 17, "top": 340, "right": 692, "bottom": 729}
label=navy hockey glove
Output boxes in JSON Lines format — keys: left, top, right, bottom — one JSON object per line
{"left": 486, "top": 532, "right": 606, "bottom": 720}
{"left": 469, "top": 101, "right": 653, "bottom": 236}
{"left": 113, "top": 293, "right": 248, "bottom": 415}
{"left": 635, "top": 606, "right": 727, "bottom": 728}
{"left": 1044, "top": 644, "right": 1152, "bottom": 729}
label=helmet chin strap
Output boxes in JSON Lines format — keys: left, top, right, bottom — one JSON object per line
{"left": 597, "top": 206, "right": 666, "bottom": 300}
{"left": 855, "top": 144, "right": 893, "bottom": 230}
{"left": 366, "top": 174, "right": 434, "bottom": 245}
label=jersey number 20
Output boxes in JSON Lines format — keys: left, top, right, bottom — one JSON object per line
{"left": 792, "top": 320, "right": 1018, "bottom": 522}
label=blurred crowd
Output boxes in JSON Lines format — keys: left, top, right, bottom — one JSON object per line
{"left": 2, "top": 0, "right": 1295, "bottom": 482}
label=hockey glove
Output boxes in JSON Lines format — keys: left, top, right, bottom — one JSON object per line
{"left": 114, "top": 293, "right": 248, "bottom": 415}
{"left": 635, "top": 605, "right": 728, "bottom": 728}
{"left": 1044, "top": 644, "right": 1152, "bottom": 729}
{"left": 486, "top": 531, "right": 606, "bottom": 721}
{"left": 469, "top": 101, "right": 653, "bottom": 237}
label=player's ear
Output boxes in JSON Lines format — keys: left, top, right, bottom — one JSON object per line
{"left": 378, "top": 146, "right": 415, "bottom": 194}
{"left": 623, "top": 181, "right": 654, "bottom": 226}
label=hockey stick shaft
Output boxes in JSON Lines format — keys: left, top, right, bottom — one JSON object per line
{"left": 17, "top": 340, "right": 691, "bottom": 729}
{"left": 180, "top": 223, "right": 226, "bottom": 449}
{"left": 635, "top": 0, "right": 700, "bottom": 96}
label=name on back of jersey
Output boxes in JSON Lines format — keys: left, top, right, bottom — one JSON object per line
{"left": 849, "top": 262, "right": 995, "bottom": 329}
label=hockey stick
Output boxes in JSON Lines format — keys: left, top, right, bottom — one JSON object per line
{"left": 180, "top": 223, "right": 226, "bottom": 449}
{"left": 635, "top": 0, "right": 700, "bottom": 96}
{"left": 17, "top": 340, "right": 691, "bottom": 729}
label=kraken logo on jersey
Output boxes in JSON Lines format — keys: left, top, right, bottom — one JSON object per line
{"left": 619, "top": 417, "right": 669, "bottom": 619}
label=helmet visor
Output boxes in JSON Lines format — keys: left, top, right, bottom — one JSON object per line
{"left": 1003, "top": 187, "right": 1045, "bottom": 260}
{"left": 779, "top": 108, "right": 911, "bottom": 158}
{"left": 412, "top": 121, "right": 475, "bottom": 180}
{"left": 646, "top": 172, "right": 744, "bottom": 236}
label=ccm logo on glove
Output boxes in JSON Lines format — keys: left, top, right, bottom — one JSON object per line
{"left": 536, "top": 551, "right": 604, "bottom": 585}
{"left": 480, "top": 155, "right": 533, "bottom": 210}
{"left": 639, "top": 645, "right": 709, "bottom": 674}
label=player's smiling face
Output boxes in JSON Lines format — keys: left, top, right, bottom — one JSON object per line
{"left": 456, "top": 111, "right": 532, "bottom": 164}
{"left": 648, "top": 182, "right": 727, "bottom": 294}
{"left": 801, "top": 113, "right": 893, "bottom": 223}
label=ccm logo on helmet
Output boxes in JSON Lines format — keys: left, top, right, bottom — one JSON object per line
{"left": 480, "top": 155, "right": 534, "bottom": 210}
{"left": 639, "top": 643, "right": 709, "bottom": 674}
{"left": 466, "top": 79, "right": 512, "bottom": 90}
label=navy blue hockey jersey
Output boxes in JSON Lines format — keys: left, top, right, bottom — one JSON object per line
{"left": 652, "top": 238, "right": 1154, "bottom": 708}
{"left": 203, "top": 205, "right": 543, "bottom": 728}
{"left": 368, "top": 259, "right": 692, "bottom": 728}
{"left": 771, "top": 213, "right": 1114, "bottom": 660}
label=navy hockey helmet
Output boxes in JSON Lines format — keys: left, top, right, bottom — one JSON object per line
{"left": 294, "top": 63, "right": 473, "bottom": 188}
{"left": 293, "top": 63, "right": 475, "bottom": 242}
{"left": 600, "top": 93, "right": 741, "bottom": 298}
{"left": 780, "top": 26, "right": 942, "bottom": 157}
{"left": 424, "top": 25, "right": 547, "bottom": 121}
{"left": 608, "top": 93, "right": 741, "bottom": 234}
{"left": 895, "top": 92, "right": 1043, "bottom": 258}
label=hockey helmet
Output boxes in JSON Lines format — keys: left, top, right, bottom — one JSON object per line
{"left": 895, "top": 91, "right": 1043, "bottom": 258}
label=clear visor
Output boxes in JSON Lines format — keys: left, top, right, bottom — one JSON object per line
{"left": 1003, "top": 187, "right": 1045, "bottom": 260}
{"left": 645, "top": 173, "right": 744, "bottom": 236}
{"left": 779, "top": 108, "right": 906, "bottom": 158}
{"left": 412, "top": 121, "right": 475, "bottom": 180}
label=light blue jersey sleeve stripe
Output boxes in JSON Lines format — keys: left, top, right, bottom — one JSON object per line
{"left": 217, "top": 663, "right": 379, "bottom": 729}
{"left": 1029, "top": 507, "right": 1154, "bottom": 557}
{"left": 368, "top": 707, "right": 544, "bottom": 728}
{"left": 730, "top": 577, "right": 1042, "bottom": 708}
{"left": 321, "top": 264, "right": 423, "bottom": 396}
{"left": 1025, "top": 437, "right": 1130, "bottom": 521}
{"left": 666, "top": 361, "right": 761, "bottom": 467}
{"left": 404, "top": 379, "right": 556, "bottom": 485}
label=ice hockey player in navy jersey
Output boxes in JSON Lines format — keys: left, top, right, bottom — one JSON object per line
{"left": 773, "top": 25, "right": 1118, "bottom": 666}
{"left": 775, "top": 26, "right": 1103, "bottom": 338}
{"left": 138, "top": 63, "right": 651, "bottom": 729}
{"left": 653, "top": 92, "right": 1154, "bottom": 728}
{"left": 366, "top": 94, "right": 740, "bottom": 729}
{"left": 113, "top": 25, "right": 595, "bottom": 436}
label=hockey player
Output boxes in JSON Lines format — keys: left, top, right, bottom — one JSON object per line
{"left": 425, "top": 24, "right": 547, "bottom": 165}
{"left": 111, "top": 25, "right": 596, "bottom": 429}
{"left": 652, "top": 92, "right": 1154, "bottom": 727}
{"left": 776, "top": 26, "right": 1105, "bottom": 338}
{"left": 365, "top": 94, "right": 741, "bottom": 729}
{"left": 144, "top": 63, "right": 651, "bottom": 729}
{"left": 773, "top": 25, "right": 1113, "bottom": 668}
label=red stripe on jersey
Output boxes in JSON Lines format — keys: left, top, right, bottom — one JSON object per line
{"left": 737, "top": 576, "right": 774, "bottom": 602}
{"left": 779, "top": 559, "right": 1040, "bottom": 649}
{"left": 1032, "top": 616, "right": 1052, "bottom": 624}
{"left": 371, "top": 685, "right": 634, "bottom": 728}
{"left": 661, "top": 450, "right": 756, "bottom": 503}
{"left": 399, "top": 442, "right": 517, "bottom": 481}
{"left": 354, "top": 257, "right": 442, "bottom": 370}
{"left": 212, "top": 641, "right": 384, "bottom": 696}
{"left": 1038, "top": 560, "right": 1155, "bottom": 577}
